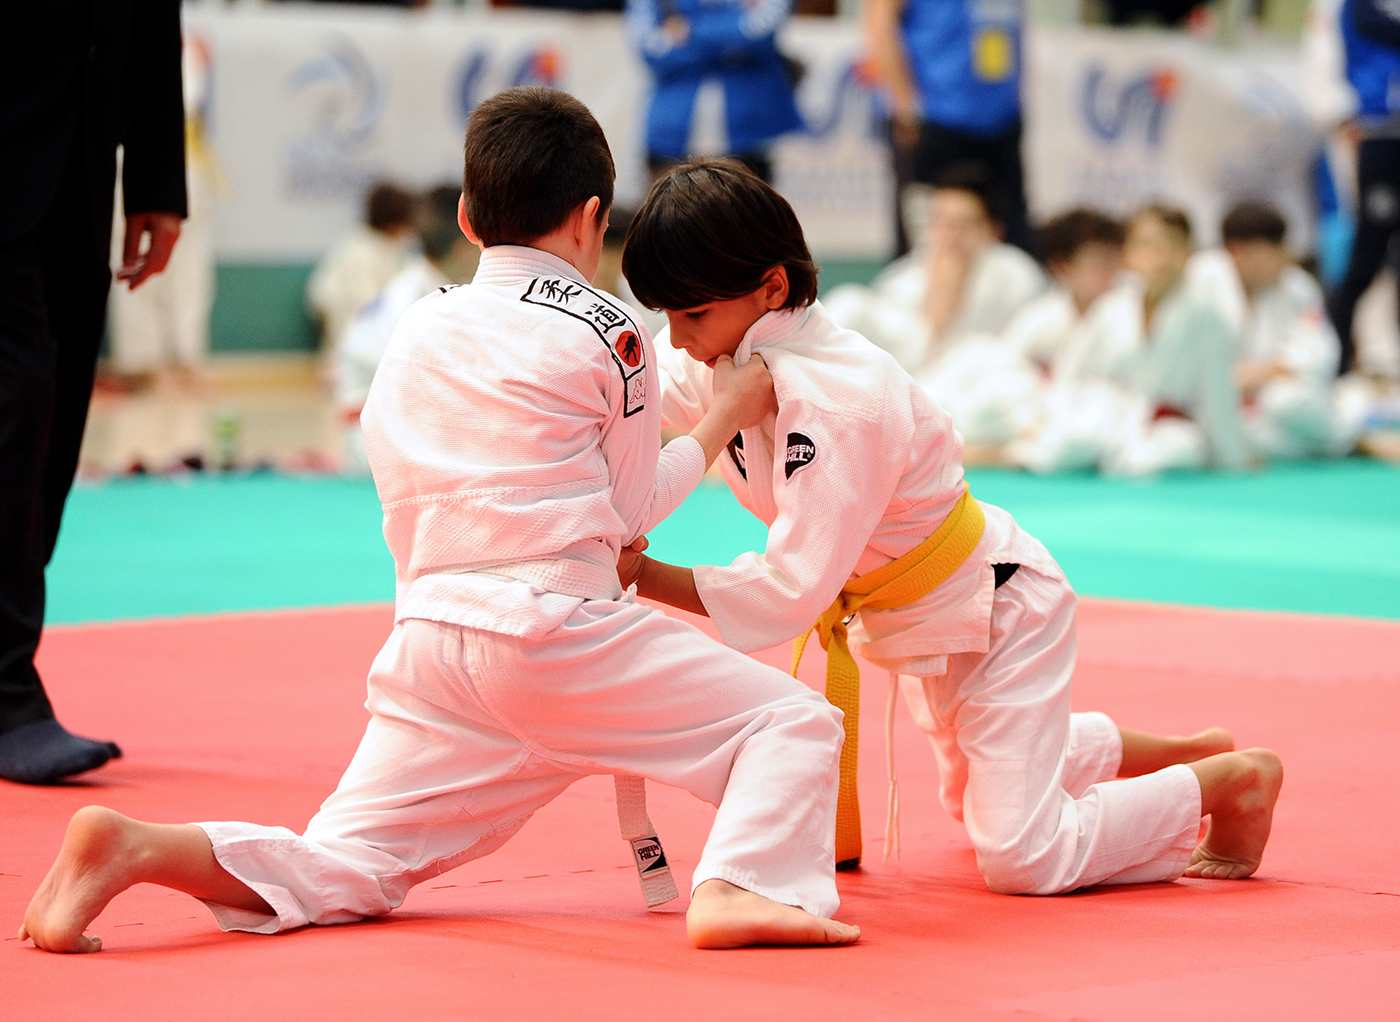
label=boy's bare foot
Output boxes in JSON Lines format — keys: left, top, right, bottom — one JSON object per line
{"left": 1182, "top": 727, "right": 1235, "bottom": 760}
{"left": 686, "top": 879, "right": 860, "bottom": 949}
{"left": 19, "top": 806, "right": 145, "bottom": 953}
{"left": 1118, "top": 726, "right": 1234, "bottom": 776}
{"left": 1184, "top": 748, "right": 1283, "bottom": 880}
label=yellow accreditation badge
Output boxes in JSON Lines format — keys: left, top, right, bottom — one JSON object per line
{"left": 972, "top": 27, "right": 1014, "bottom": 82}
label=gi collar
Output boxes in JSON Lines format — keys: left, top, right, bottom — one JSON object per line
{"left": 471, "top": 244, "right": 591, "bottom": 288}
{"left": 733, "top": 304, "right": 816, "bottom": 366}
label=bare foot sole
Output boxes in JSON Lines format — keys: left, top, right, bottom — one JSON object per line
{"left": 686, "top": 879, "right": 860, "bottom": 949}
{"left": 1184, "top": 748, "right": 1283, "bottom": 880}
{"left": 19, "top": 806, "right": 144, "bottom": 953}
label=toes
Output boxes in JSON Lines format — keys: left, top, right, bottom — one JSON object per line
{"left": 825, "top": 922, "right": 861, "bottom": 944}
{"left": 17, "top": 923, "right": 28, "bottom": 941}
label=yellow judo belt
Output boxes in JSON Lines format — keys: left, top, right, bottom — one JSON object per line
{"left": 792, "top": 489, "right": 985, "bottom": 868}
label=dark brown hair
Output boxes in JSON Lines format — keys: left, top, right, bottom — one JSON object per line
{"left": 1221, "top": 201, "right": 1287, "bottom": 245}
{"left": 365, "top": 181, "right": 415, "bottom": 233}
{"left": 461, "top": 87, "right": 614, "bottom": 247}
{"left": 1131, "top": 203, "right": 1193, "bottom": 245}
{"left": 622, "top": 159, "right": 819, "bottom": 312}
{"left": 932, "top": 162, "right": 997, "bottom": 223}
{"left": 1037, "top": 208, "right": 1124, "bottom": 266}
{"left": 418, "top": 185, "right": 466, "bottom": 262}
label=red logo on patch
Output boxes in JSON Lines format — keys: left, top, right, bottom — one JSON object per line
{"left": 616, "top": 331, "right": 642, "bottom": 368}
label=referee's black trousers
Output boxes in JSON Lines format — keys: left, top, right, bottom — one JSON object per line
{"left": 1328, "top": 137, "right": 1400, "bottom": 375}
{"left": 0, "top": 145, "right": 112, "bottom": 734}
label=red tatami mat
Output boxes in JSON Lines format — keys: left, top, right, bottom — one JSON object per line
{"left": 3, "top": 599, "right": 1399, "bottom": 1020}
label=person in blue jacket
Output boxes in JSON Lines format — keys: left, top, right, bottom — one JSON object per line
{"left": 1326, "top": 0, "right": 1400, "bottom": 374}
{"left": 866, "top": 0, "right": 1031, "bottom": 255}
{"left": 627, "top": 0, "right": 803, "bottom": 182}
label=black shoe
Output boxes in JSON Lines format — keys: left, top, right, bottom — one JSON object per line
{"left": 0, "top": 719, "right": 122, "bottom": 785}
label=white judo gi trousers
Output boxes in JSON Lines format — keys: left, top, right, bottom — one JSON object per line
{"left": 197, "top": 591, "right": 844, "bottom": 933}
{"left": 898, "top": 567, "right": 1202, "bottom": 894}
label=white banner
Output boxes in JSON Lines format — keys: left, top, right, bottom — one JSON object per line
{"left": 187, "top": 5, "right": 893, "bottom": 261}
{"left": 187, "top": 6, "right": 1319, "bottom": 263}
{"left": 1025, "top": 27, "right": 1321, "bottom": 251}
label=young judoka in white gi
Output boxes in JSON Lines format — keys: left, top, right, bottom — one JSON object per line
{"left": 925, "top": 209, "right": 1126, "bottom": 453}
{"left": 1014, "top": 206, "right": 1251, "bottom": 476}
{"left": 620, "top": 160, "right": 1283, "bottom": 894}
{"left": 823, "top": 164, "right": 1045, "bottom": 376}
{"left": 1196, "top": 202, "right": 1344, "bottom": 460}
{"left": 20, "top": 90, "right": 859, "bottom": 954}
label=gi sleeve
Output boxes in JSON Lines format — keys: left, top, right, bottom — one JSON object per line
{"left": 121, "top": 0, "right": 187, "bottom": 218}
{"left": 634, "top": 433, "right": 705, "bottom": 537}
{"left": 693, "top": 394, "right": 899, "bottom": 653}
{"left": 657, "top": 342, "right": 709, "bottom": 432}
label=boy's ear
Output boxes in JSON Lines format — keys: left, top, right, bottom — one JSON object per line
{"left": 762, "top": 266, "right": 791, "bottom": 310}
{"left": 574, "top": 196, "right": 605, "bottom": 244}
{"left": 458, "top": 195, "right": 482, "bottom": 247}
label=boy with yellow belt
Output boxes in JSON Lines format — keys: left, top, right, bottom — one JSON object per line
{"left": 621, "top": 160, "right": 1284, "bottom": 892}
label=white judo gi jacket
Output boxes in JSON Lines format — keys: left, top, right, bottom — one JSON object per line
{"left": 659, "top": 304, "right": 1205, "bottom": 896}
{"left": 657, "top": 302, "right": 1060, "bottom": 678}
{"left": 362, "top": 245, "right": 707, "bottom": 626}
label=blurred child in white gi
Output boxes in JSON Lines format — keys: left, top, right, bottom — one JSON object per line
{"left": 308, "top": 181, "right": 415, "bottom": 360}
{"left": 20, "top": 91, "right": 858, "bottom": 956}
{"left": 921, "top": 209, "right": 1125, "bottom": 453}
{"left": 1014, "top": 205, "right": 1250, "bottom": 475}
{"left": 623, "top": 160, "right": 1283, "bottom": 894}
{"left": 823, "top": 163, "right": 1045, "bottom": 376}
{"left": 337, "top": 186, "right": 481, "bottom": 476}
{"left": 1192, "top": 202, "right": 1345, "bottom": 460}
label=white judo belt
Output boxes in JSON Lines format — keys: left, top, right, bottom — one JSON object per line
{"left": 613, "top": 774, "right": 679, "bottom": 908}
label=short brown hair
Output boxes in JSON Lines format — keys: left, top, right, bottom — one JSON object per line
{"left": 1221, "top": 201, "right": 1287, "bottom": 245}
{"left": 1131, "top": 203, "right": 1193, "bottom": 246}
{"left": 365, "top": 181, "right": 415, "bottom": 233}
{"left": 1038, "top": 209, "right": 1124, "bottom": 265}
{"left": 622, "top": 159, "right": 819, "bottom": 311}
{"left": 461, "top": 88, "right": 614, "bottom": 247}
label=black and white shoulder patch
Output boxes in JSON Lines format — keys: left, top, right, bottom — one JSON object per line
{"left": 520, "top": 276, "right": 647, "bottom": 417}
{"left": 784, "top": 432, "right": 816, "bottom": 478}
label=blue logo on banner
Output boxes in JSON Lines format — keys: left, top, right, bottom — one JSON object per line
{"left": 1080, "top": 65, "right": 1178, "bottom": 148}
{"left": 456, "top": 45, "right": 564, "bottom": 122}
{"left": 284, "top": 37, "right": 387, "bottom": 199}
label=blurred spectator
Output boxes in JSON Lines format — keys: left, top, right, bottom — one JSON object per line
{"left": 824, "top": 163, "right": 1044, "bottom": 375}
{"left": 917, "top": 208, "right": 1123, "bottom": 455}
{"left": 627, "top": 0, "right": 802, "bottom": 183}
{"left": 107, "top": 33, "right": 219, "bottom": 392}
{"left": 865, "top": 0, "right": 1031, "bottom": 256}
{"left": 1192, "top": 202, "right": 1345, "bottom": 459}
{"left": 1324, "top": 0, "right": 1400, "bottom": 374}
{"left": 0, "top": 0, "right": 185, "bottom": 783}
{"left": 1014, "top": 206, "right": 1248, "bottom": 475}
{"left": 307, "top": 181, "right": 415, "bottom": 359}
{"left": 336, "top": 186, "right": 479, "bottom": 476}
{"left": 1009, "top": 209, "right": 1126, "bottom": 370}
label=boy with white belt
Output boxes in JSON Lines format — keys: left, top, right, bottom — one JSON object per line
{"left": 20, "top": 91, "right": 859, "bottom": 954}
{"left": 621, "top": 160, "right": 1284, "bottom": 890}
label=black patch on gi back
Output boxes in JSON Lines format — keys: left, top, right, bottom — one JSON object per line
{"left": 784, "top": 432, "right": 816, "bottom": 478}
{"left": 726, "top": 431, "right": 747, "bottom": 479}
{"left": 519, "top": 276, "right": 647, "bottom": 417}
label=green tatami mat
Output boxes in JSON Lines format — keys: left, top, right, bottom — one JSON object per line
{"left": 46, "top": 460, "right": 1400, "bottom": 626}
